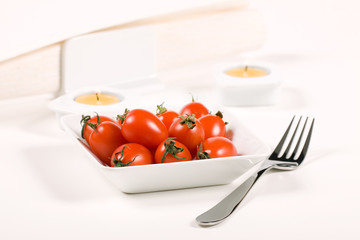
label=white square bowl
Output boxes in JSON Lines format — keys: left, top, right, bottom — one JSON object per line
{"left": 60, "top": 105, "right": 270, "bottom": 193}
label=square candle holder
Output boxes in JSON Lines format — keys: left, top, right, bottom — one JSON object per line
{"left": 48, "top": 26, "right": 162, "bottom": 128}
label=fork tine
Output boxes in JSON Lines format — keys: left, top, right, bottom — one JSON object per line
{"left": 280, "top": 116, "right": 303, "bottom": 160}
{"left": 269, "top": 116, "right": 295, "bottom": 159}
{"left": 294, "top": 118, "right": 315, "bottom": 164}
{"left": 289, "top": 117, "right": 308, "bottom": 160}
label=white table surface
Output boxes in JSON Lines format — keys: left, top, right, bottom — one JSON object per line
{"left": 1, "top": 0, "right": 359, "bottom": 239}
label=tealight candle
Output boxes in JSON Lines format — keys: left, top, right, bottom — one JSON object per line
{"left": 215, "top": 62, "right": 281, "bottom": 106}
{"left": 48, "top": 87, "right": 127, "bottom": 129}
{"left": 225, "top": 65, "right": 268, "bottom": 78}
{"left": 75, "top": 92, "right": 120, "bottom": 105}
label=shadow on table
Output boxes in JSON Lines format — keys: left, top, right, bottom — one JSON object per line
{"left": 21, "top": 143, "right": 219, "bottom": 204}
{"left": 21, "top": 143, "right": 120, "bottom": 202}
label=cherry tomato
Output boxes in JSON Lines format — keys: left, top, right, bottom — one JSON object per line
{"left": 89, "top": 121, "right": 127, "bottom": 166}
{"left": 155, "top": 103, "right": 179, "bottom": 130}
{"left": 179, "top": 100, "right": 208, "bottom": 119}
{"left": 121, "top": 109, "right": 168, "bottom": 150}
{"left": 168, "top": 114, "right": 205, "bottom": 155}
{"left": 197, "top": 136, "right": 238, "bottom": 159}
{"left": 198, "top": 111, "right": 227, "bottom": 139}
{"left": 80, "top": 113, "right": 117, "bottom": 144}
{"left": 110, "top": 143, "right": 154, "bottom": 167}
{"left": 158, "top": 111, "right": 179, "bottom": 130}
{"left": 155, "top": 138, "right": 192, "bottom": 164}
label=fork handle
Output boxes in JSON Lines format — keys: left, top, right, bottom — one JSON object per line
{"left": 195, "top": 168, "right": 268, "bottom": 226}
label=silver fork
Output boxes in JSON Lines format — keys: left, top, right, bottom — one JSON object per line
{"left": 196, "top": 116, "right": 315, "bottom": 226}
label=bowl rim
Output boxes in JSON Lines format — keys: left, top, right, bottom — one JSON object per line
{"left": 60, "top": 108, "right": 271, "bottom": 172}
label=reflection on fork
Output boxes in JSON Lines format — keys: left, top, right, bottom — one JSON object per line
{"left": 196, "top": 116, "right": 315, "bottom": 226}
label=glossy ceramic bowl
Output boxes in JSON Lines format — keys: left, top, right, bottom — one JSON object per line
{"left": 60, "top": 104, "right": 270, "bottom": 193}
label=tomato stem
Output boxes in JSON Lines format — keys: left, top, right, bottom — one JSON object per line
{"left": 215, "top": 110, "right": 228, "bottom": 125}
{"left": 95, "top": 112, "right": 100, "bottom": 124}
{"left": 197, "top": 143, "right": 211, "bottom": 160}
{"left": 112, "top": 146, "right": 136, "bottom": 167}
{"left": 179, "top": 114, "right": 197, "bottom": 129}
{"left": 161, "top": 138, "right": 186, "bottom": 163}
{"left": 156, "top": 102, "right": 167, "bottom": 115}
{"left": 80, "top": 114, "right": 99, "bottom": 138}
{"left": 80, "top": 115, "right": 90, "bottom": 138}
{"left": 117, "top": 108, "right": 130, "bottom": 124}
{"left": 215, "top": 110, "right": 223, "bottom": 119}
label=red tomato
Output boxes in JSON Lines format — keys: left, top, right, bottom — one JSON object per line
{"left": 121, "top": 109, "right": 168, "bottom": 150}
{"left": 80, "top": 114, "right": 117, "bottom": 144}
{"left": 155, "top": 138, "right": 192, "bottom": 163}
{"left": 156, "top": 103, "right": 179, "bottom": 130}
{"left": 110, "top": 143, "right": 154, "bottom": 167}
{"left": 89, "top": 121, "right": 127, "bottom": 166}
{"left": 197, "top": 136, "right": 238, "bottom": 159}
{"left": 198, "top": 111, "right": 227, "bottom": 139}
{"left": 179, "top": 101, "right": 208, "bottom": 119}
{"left": 158, "top": 110, "right": 179, "bottom": 130}
{"left": 168, "top": 115, "right": 205, "bottom": 155}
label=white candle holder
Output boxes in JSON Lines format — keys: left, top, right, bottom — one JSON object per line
{"left": 48, "top": 87, "right": 134, "bottom": 129}
{"left": 48, "top": 26, "right": 162, "bottom": 128}
{"left": 215, "top": 62, "right": 282, "bottom": 106}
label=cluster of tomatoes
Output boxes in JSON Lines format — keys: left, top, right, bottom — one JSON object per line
{"left": 80, "top": 100, "right": 238, "bottom": 167}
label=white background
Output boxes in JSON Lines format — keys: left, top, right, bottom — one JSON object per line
{"left": 0, "top": 0, "right": 228, "bottom": 62}
{"left": 0, "top": 0, "right": 359, "bottom": 239}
